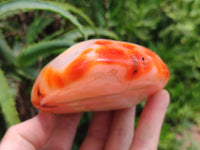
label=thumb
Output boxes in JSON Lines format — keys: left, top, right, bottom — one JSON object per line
{"left": 0, "top": 111, "right": 56, "bottom": 150}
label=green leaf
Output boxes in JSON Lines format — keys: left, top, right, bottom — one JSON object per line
{"left": 41, "top": 28, "right": 66, "bottom": 41}
{"left": 0, "top": 67, "right": 20, "bottom": 127}
{"left": 50, "top": 1, "right": 95, "bottom": 28}
{"left": 17, "top": 40, "right": 74, "bottom": 67}
{"left": 0, "top": 0, "right": 87, "bottom": 39}
{"left": 0, "top": 31, "right": 15, "bottom": 65}
{"left": 60, "top": 27, "right": 119, "bottom": 42}
{"left": 26, "top": 11, "right": 55, "bottom": 44}
{"left": 16, "top": 67, "right": 39, "bottom": 80}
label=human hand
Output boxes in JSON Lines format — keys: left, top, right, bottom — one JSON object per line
{"left": 0, "top": 89, "right": 169, "bottom": 150}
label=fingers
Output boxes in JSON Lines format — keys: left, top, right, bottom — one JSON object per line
{"left": 104, "top": 107, "right": 136, "bottom": 150}
{"left": 81, "top": 107, "right": 135, "bottom": 150}
{"left": 0, "top": 89, "right": 169, "bottom": 150}
{"left": 41, "top": 113, "right": 82, "bottom": 150}
{"left": 130, "top": 89, "right": 170, "bottom": 150}
{"left": 0, "top": 111, "right": 56, "bottom": 150}
{"left": 80, "top": 111, "right": 113, "bottom": 150}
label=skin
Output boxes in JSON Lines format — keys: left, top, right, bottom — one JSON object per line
{"left": 0, "top": 89, "right": 170, "bottom": 150}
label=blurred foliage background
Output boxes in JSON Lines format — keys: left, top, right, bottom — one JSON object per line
{"left": 0, "top": 0, "right": 200, "bottom": 149}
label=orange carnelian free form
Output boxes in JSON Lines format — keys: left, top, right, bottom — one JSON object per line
{"left": 31, "top": 39, "right": 170, "bottom": 114}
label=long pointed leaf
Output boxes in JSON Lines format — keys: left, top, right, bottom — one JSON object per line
{"left": 0, "top": 0, "right": 87, "bottom": 39}
{"left": 60, "top": 27, "right": 119, "bottom": 41}
{"left": 50, "top": 1, "right": 95, "bottom": 28}
{"left": 26, "top": 12, "right": 55, "bottom": 44}
{"left": 0, "top": 67, "right": 20, "bottom": 127}
{"left": 0, "top": 31, "right": 15, "bottom": 65}
{"left": 18, "top": 40, "right": 74, "bottom": 67}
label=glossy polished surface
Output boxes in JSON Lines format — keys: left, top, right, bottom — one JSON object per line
{"left": 31, "top": 39, "right": 170, "bottom": 114}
